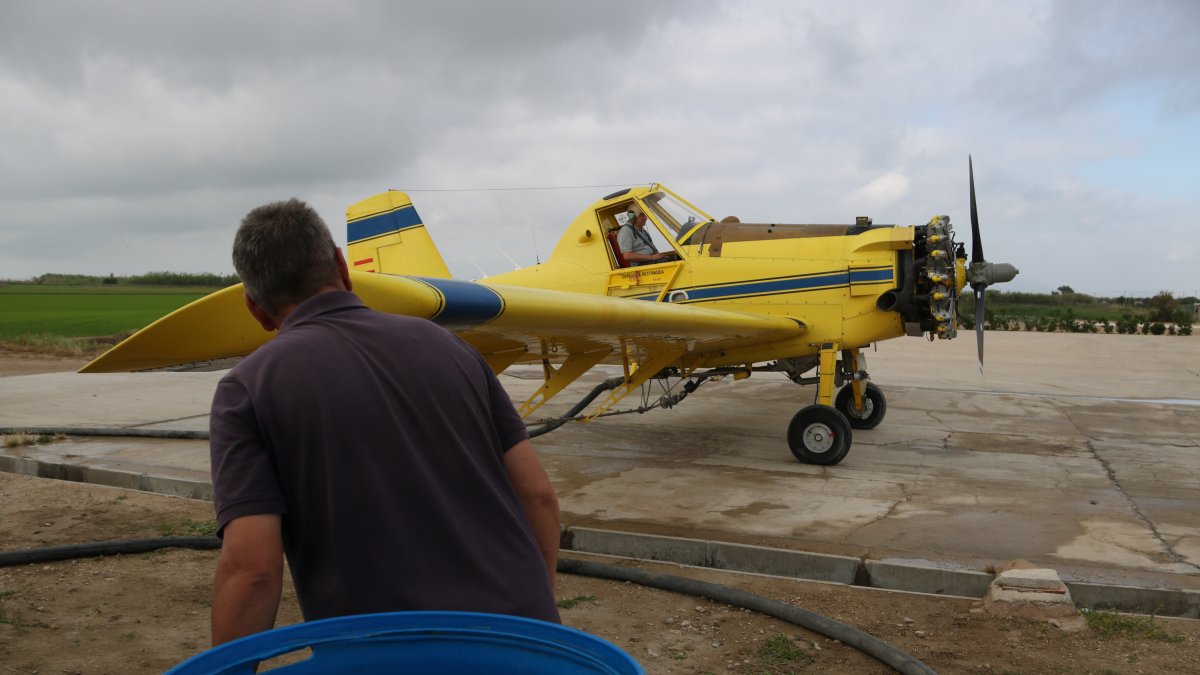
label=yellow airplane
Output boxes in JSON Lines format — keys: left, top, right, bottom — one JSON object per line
{"left": 82, "top": 160, "right": 1017, "bottom": 465}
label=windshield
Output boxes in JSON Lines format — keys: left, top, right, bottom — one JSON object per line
{"left": 643, "top": 192, "right": 708, "bottom": 239}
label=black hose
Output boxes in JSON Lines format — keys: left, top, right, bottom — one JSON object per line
{"left": 0, "top": 426, "right": 209, "bottom": 440}
{"left": 0, "top": 537, "right": 220, "bottom": 566}
{"left": 4, "top": 374, "right": 628, "bottom": 442}
{"left": 526, "top": 376, "right": 624, "bottom": 438}
{"left": 0, "top": 538, "right": 934, "bottom": 673}
{"left": 558, "top": 558, "right": 936, "bottom": 675}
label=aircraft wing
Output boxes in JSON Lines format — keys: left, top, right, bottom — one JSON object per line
{"left": 81, "top": 271, "right": 806, "bottom": 378}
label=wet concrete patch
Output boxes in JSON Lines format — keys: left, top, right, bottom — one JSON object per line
{"left": 1051, "top": 518, "right": 1194, "bottom": 573}
{"left": 1064, "top": 402, "right": 1200, "bottom": 441}
{"left": 562, "top": 466, "right": 896, "bottom": 541}
{"left": 946, "top": 431, "right": 1090, "bottom": 456}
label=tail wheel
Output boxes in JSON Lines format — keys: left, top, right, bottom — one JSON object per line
{"left": 787, "top": 405, "right": 852, "bottom": 465}
{"left": 834, "top": 382, "right": 887, "bottom": 430}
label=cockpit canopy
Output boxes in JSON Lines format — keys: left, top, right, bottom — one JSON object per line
{"left": 641, "top": 190, "right": 710, "bottom": 241}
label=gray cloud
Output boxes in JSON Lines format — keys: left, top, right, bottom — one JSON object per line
{"left": 0, "top": 0, "right": 702, "bottom": 200}
{"left": 0, "top": 0, "right": 1196, "bottom": 296}
{"left": 977, "top": 0, "right": 1200, "bottom": 119}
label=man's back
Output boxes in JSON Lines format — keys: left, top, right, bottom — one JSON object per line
{"left": 210, "top": 291, "right": 559, "bottom": 623}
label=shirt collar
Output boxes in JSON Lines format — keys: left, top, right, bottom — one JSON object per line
{"left": 279, "top": 290, "right": 365, "bottom": 332}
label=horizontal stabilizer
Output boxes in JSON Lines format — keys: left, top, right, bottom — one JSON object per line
{"left": 79, "top": 284, "right": 266, "bottom": 373}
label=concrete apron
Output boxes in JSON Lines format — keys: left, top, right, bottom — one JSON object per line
{"left": 2, "top": 332, "right": 1199, "bottom": 617}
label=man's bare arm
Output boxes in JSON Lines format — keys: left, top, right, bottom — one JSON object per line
{"left": 211, "top": 514, "right": 284, "bottom": 646}
{"left": 503, "top": 440, "right": 561, "bottom": 587}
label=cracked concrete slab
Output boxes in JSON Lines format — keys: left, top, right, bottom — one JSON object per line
{"left": 2, "top": 331, "right": 1198, "bottom": 593}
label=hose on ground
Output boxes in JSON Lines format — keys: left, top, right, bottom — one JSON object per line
{"left": 0, "top": 537, "right": 220, "bottom": 566}
{"left": 0, "top": 426, "right": 209, "bottom": 440}
{"left": 0, "top": 538, "right": 934, "bottom": 673}
{"left": 1, "top": 375, "right": 623, "bottom": 443}
{"left": 558, "top": 558, "right": 937, "bottom": 675}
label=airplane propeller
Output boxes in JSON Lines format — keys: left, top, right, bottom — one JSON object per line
{"left": 966, "top": 156, "right": 1019, "bottom": 373}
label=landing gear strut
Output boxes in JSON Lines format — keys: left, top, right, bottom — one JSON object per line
{"left": 785, "top": 343, "right": 886, "bottom": 465}
{"left": 835, "top": 382, "right": 886, "bottom": 430}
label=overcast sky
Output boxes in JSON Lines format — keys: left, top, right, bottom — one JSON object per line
{"left": 2, "top": 0, "right": 1197, "bottom": 297}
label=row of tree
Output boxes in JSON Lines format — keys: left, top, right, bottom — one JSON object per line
{"left": 29, "top": 272, "right": 240, "bottom": 287}
{"left": 962, "top": 289, "right": 1195, "bottom": 336}
{"left": 1007, "top": 287, "right": 1200, "bottom": 309}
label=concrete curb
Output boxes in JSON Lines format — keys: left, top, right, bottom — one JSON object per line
{"left": 0, "top": 455, "right": 211, "bottom": 500}
{"left": 865, "top": 559, "right": 994, "bottom": 598}
{"left": 563, "top": 527, "right": 1200, "bottom": 619}
{"left": 1, "top": 452, "right": 1196, "bottom": 619}
{"left": 1068, "top": 582, "right": 1200, "bottom": 619}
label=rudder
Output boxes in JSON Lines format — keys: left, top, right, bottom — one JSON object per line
{"left": 346, "top": 191, "right": 452, "bottom": 278}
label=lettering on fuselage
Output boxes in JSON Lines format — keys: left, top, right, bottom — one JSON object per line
{"left": 616, "top": 268, "right": 667, "bottom": 284}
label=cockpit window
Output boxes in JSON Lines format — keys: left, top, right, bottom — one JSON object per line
{"left": 643, "top": 192, "right": 708, "bottom": 240}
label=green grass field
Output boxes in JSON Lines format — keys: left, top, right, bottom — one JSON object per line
{"left": 0, "top": 285, "right": 221, "bottom": 341}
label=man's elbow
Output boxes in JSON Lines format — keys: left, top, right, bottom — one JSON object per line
{"left": 530, "top": 486, "right": 559, "bottom": 513}
{"left": 518, "top": 486, "right": 557, "bottom": 521}
{"left": 238, "top": 566, "right": 283, "bottom": 591}
{"left": 216, "top": 554, "right": 283, "bottom": 591}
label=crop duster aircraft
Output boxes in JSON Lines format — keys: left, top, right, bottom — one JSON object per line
{"left": 82, "top": 160, "right": 1017, "bottom": 465}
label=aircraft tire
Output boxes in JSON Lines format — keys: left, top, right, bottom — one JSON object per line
{"left": 787, "top": 405, "right": 852, "bottom": 465}
{"left": 834, "top": 382, "right": 887, "bottom": 430}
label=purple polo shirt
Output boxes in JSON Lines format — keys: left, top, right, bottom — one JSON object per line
{"left": 209, "top": 290, "right": 558, "bottom": 623}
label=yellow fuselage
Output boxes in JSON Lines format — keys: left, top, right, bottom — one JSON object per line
{"left": 477, "top": 185, "right": 935, "bottom": 369}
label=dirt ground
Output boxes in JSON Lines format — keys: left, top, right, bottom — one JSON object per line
{"left": 0, "top": 349, "right": 91, "bottom": 378}
{"left": 3, "top": 354, "right": 1200, "bottom": 674}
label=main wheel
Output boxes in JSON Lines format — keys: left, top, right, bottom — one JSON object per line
{"left": 834, "top": 382, "right": 887, "bottom": 430}
{"left": 787, "top": 405, "right": 852, "bottom": 465}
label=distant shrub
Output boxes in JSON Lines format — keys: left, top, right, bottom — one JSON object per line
{"left": 1116, "top": 313, "right": 1139, "bottom": 335}
{"left": 1149, "top": 322, "right": 1166, "bottom": 335}
{"left": 1147, "top": 291, "right": 1180, "bottom": 322}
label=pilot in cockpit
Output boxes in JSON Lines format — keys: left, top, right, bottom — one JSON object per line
{"left": 617, "top": 210, "right": 678, "bottom": 266}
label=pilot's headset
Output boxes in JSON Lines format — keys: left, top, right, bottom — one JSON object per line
{"left": 624, "top": 210, "right": 639, "bottom": 225}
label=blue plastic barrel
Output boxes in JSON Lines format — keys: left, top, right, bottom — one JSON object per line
{"left": 167, "top": 611, "right": 644, "bottom": 674}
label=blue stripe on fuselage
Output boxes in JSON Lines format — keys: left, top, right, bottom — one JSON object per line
{"left": 631, "top": 268, "right": 895, "bottom": 302}
{"left": 849, "top": 268, "right": 894, "bottom": 283}
{"left": 413, "top": 277, "right": 504, "bottom": 330}
{"left": 348, "top": 205, "right": 423, "bottom": 243}
{"left": 683, "top": 272, "right": 851, "bottom": 302}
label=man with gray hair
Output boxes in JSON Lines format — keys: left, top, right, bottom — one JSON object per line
{"left": 617, "top": 211, "right": 678, "bottom": 266}
{"left": 209, "top": 198, "right": 561, "bottom": 646}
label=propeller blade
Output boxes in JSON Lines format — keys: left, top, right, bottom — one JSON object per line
{"left": 969, "top": 155, "right": 983, "bottom": 264}
{"left": 975, "top": 288, "right": 986, "bottom": 374}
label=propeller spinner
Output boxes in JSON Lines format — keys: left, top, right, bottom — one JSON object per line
{"left": 966, "top": 156, "right": 1019, "bottom": 372}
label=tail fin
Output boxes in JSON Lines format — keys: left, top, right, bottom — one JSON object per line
{"left": 346, "top": 191, "right": 452, "bottom": 278}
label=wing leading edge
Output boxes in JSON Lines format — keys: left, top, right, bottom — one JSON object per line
{"left": 82, "top": 271, "right": 806, "bottom": 374}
